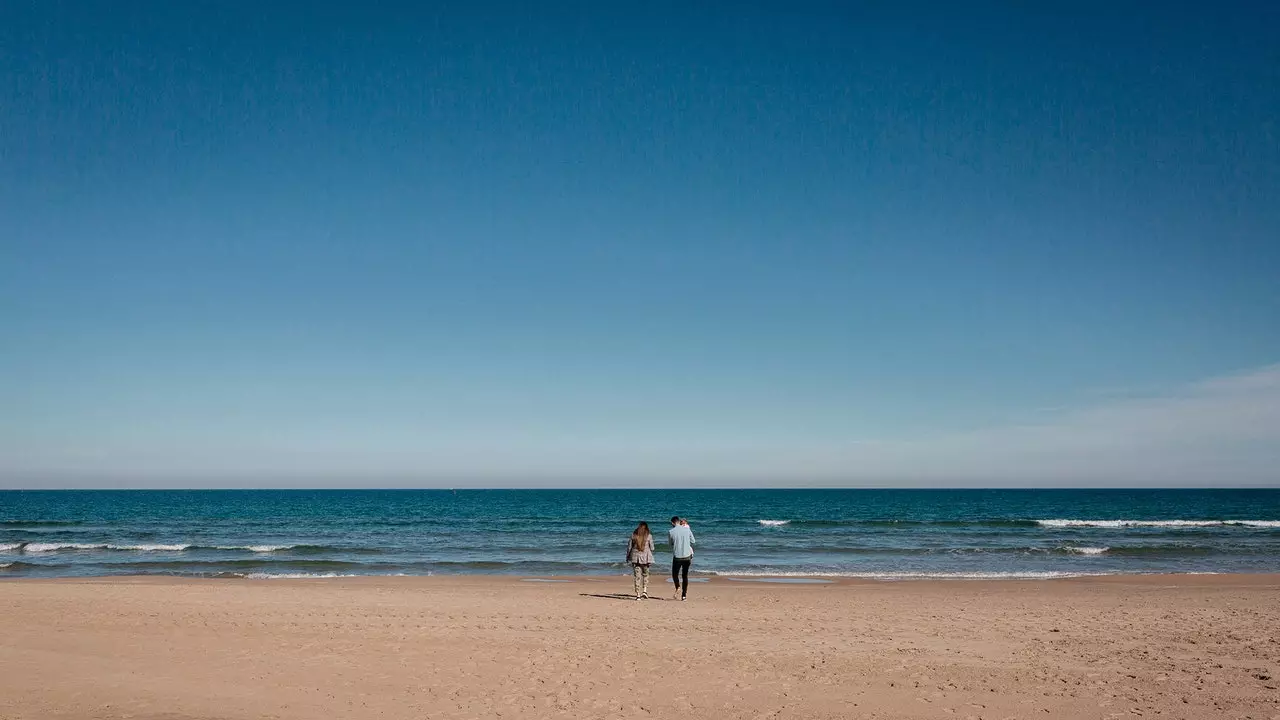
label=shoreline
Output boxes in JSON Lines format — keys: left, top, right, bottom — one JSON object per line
{"left": 6, "top": 570, "right": 1279, "bottom": 586}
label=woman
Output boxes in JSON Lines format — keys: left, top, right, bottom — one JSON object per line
{"left": 626, "top": 521, "right": 655, "bottom": 600}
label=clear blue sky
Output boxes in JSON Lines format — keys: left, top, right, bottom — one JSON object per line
{"left": 2, "top": 2, "right": 1278, "bottom": 487}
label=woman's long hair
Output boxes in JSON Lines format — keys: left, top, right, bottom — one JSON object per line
{"left": 631, "top": 521, "right": 651, "bottom": 551}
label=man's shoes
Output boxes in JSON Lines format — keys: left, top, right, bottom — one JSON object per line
{"left": 681, "top": 596, "right": 687, "bottom": 601}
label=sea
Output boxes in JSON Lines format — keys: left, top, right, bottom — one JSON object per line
{"left": 2, "top": 489, "right": 1279, "bottom": 580}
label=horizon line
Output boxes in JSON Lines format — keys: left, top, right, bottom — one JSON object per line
{"left": 2, "top": 485, "right": 1278, "bottom": 492}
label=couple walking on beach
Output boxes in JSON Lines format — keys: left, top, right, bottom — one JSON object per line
{"left": 626, "top": 517, "right": 695, "bottom": 601}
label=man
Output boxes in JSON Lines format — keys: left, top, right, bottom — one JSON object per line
{"left": 668, "top": 516, "right": 695, "bottom": 601}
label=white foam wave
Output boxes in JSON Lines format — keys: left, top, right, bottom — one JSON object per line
{"left": 214, "top": 544, "right": 293, "bottom": 552}
{"left": 23, "top": 543, "right": 104, "bottom": 552}
{"left": 758, "top": 520, "right": 791, "bottom": 526}
{"left": 14, "top": 542, "right": 329, "bottom": 554}
{"left": 243, "top": 572, "right": 357, "bottom": 579}
{"left": 1037, "top": 519, "right": 1280, "bottom": 528}
{"left": 21, "top": 543, "right": 191, "bottom": 553}
{"left": 1061, "top": 546, "right": 1110, "bottom": 555}
{"left": 701, "top": 569, "right": 1108, "bottom": 579}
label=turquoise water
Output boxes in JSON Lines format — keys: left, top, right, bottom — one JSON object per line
{"left": 3, "top": 489, "right": 1279, "bottom": 579}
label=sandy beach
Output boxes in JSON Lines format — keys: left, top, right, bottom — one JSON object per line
{"left": 1, "top": 574, "right": 1277, "bottom": 720}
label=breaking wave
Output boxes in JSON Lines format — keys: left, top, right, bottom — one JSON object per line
{"left": 1060, "top": 546, "right": 1109, "bottom": 555}
{"left": 1, "top": 542, "right": 379, "bottom": 554}
{"left": 0, "top": 520, "right": 83, "bottom": 528}
{"left": 21, "top": 543, "right": 191, "bottom": 553}
{"left": 1037, "top": 519, "right": 1280, "bottom": 529}
{"left": 240, "top": 572, "right": 361, "bottom": 579}
{"left": 699, "top": 569, "right": 1113, "bottom": 579}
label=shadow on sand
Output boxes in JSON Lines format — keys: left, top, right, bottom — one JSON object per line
{"left": 578, "top": 593, "right": 672, "bottom": 601}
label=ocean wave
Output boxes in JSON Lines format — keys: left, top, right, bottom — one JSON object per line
{"left": 98, "top": 559, "right": 376, "bottom": 571}
{"left": 196, "top": 543, "right": 382, "bottom": 554}
{"left": 860, "top": 519, "right": 1041, "bottom": 528}
{"left": 1037, "top": 519, "right": 1280, "bottom": 529}
{"left": 240, "top": 572, "right": 360, "bottom": 579}
{"left": 732, "top": 517, "right": 1280, "bottom": 530}
{"left": 21, "top": 543, "right": 192, "bottom": 553}
{"left": 5, "top": 542, "right": 381, "bottom": 554}
{"left": 699, "top": 569, "right": 1112, "bottom": 579}
{"left": 1, "top": 528, "right": 102, "bottom": 539}
{"left": 213, "top": 544, "right": 298, "bottom": 553}
{"left": 741, "top": 544, "right": 1226, "bottom": 557}
{"left": 724, "top": 545, "right": 1047, "bottom": 556}
{"left": 227, "top": 543, "right": 381, "bottom": 554}
{"left": 21, "top": 543, "right": 109, "bottom": 552}
{"left": 732, "top": 519, "right": 1042, "bottom": 528}
{"left": 427, "top": 560, "right": 623, "bottom": 572}
{"left": 1106, "top": 544, "right": 1224, "bottom": 556}
{"left": 0, "top": 520, "right": 83, "bottom": 528}
{"left": 1060, "top": 546, "right": 1110, "bottom": 555}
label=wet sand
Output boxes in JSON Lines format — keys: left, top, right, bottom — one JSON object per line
{"left": 1, "top": 574, "right": 1277, "bottom": 719}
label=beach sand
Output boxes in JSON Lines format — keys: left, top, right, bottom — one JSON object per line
{"left": 1, "top": 575, "right": 1277, "bottom": 720}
